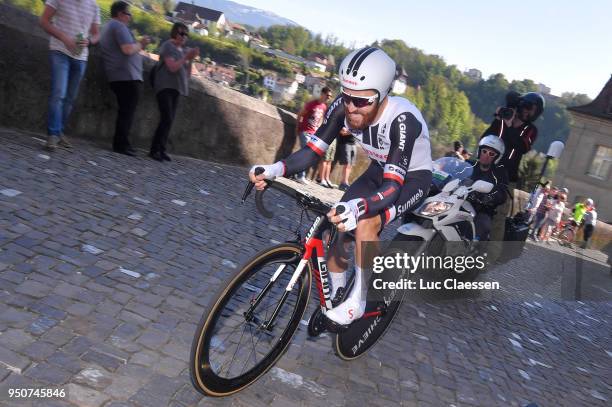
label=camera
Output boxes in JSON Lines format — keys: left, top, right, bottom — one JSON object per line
{"left": 498, "top": 107, "right": 514, "bottom": 120}
{"left": 496, "top": 91, "right": 521, "bottom": 120}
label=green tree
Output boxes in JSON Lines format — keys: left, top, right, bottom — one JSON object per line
{"left": 208, "top": 22, "right": 218, "bottom": 37}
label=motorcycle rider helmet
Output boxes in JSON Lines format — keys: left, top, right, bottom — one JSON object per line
{"left": 585, "top": 198, "right": 594, "bottom": 206}
{"left": 478, "top": 135, "right": 506, "bottom": 165}
{"left": 338, "top": 47, "right": 396, "bottom": 101}
{"left": 519, "top": 92, "right": 545, "bottom": 122}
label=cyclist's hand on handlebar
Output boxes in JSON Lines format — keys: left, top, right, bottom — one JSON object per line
{"left": 327, "top": 199, "right": 362, "bottom": 232}
{"left": 249, "top": 162, "right": 284, "bottom": 190}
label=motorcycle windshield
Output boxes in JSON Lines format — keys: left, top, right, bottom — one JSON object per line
{"left": 431, "top": 157, "right": 474, "bottom": 191}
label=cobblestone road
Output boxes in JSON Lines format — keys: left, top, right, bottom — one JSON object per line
{"left": 0, "top": 128, "right": 610, "bottom": 407}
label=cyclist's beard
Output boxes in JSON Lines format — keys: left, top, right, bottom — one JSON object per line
{"left": 346, "top": 106, "right": 379, "bottom": 130}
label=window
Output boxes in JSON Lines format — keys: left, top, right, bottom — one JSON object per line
{"left": 587, "top": 145, "right": 612, "bottom": 179}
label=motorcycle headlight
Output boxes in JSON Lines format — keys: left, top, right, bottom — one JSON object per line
{"left": 418, "top": 201, "right": 452, "bottom": 217}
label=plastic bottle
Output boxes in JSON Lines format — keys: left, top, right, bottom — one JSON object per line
{"left": 75, "top": 32, "right": 84, "bottom": 55}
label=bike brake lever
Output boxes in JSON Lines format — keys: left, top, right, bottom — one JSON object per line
{"left": 242, "top": 167, "right": 265, "bottom": 203}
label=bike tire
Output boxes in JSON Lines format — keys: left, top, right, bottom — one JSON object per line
{"left": 190, "top": 243, "right": 311, "bottom": 396}
{"left": 333, "top": 235, "right": 419, "bottom": 360}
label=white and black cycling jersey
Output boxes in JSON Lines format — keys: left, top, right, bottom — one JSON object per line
{"left": 285, "top": 96, "right": 431, "bottom": 178}
{"left": 282, "top": 95, "right": 432, "bottom": 217}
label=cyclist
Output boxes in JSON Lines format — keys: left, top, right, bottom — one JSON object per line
{"left": 466, "top": 135, "right": 509, "bottom": 241}
{"left": 249, "top": 47, "right": 432, "bottom": 326}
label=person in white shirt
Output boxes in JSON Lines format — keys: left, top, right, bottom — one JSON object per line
{"left": 539, "top": 194, "right": 565, "bottom": 241}
{"left": 39, "top": 0, "right": 101, "bottom": 151}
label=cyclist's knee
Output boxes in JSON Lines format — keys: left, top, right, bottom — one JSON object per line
{"left": 355, "top": 216, "right": 381, "bottom": 241}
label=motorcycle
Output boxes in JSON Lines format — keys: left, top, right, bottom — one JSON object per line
{"left": 395, "top": 157, "right": 527, "bottom": 278}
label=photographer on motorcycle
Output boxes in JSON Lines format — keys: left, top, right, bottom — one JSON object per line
{"left": 482, "top": 91, "right": 544, "bottom": 256}
{"left": 467, "top": 135, "right": 509, "bottom": 241}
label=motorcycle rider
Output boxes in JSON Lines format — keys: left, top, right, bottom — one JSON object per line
{"left": 467, "top": 135, "right": 509, "bottom": 241}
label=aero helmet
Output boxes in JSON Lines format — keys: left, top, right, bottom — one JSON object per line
{"left": 338, "top": 47, "right": 396, "bottom": 101}
{"left": 479, "top": 135, "right": 506, "bottom": 165}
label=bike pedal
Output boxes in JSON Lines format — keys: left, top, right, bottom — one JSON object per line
{"left": 323, "top": 315, "right": 351, "bottom": 333}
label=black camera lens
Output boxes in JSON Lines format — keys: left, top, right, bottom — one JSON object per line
{"left": 498, "top": 107, "right": 514, "bottom": 120}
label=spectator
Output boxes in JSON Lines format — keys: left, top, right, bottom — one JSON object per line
{"left": 294, "top": 87, "right": 332, "bottom": 183}
{"left": 572, "top": 198, "right": 590, "bottom": 225}
{"left": 39, "top": 0, "right": 100, "bottom": 151}
{"left": 149, "top": 23, "right": 199, "bottom": 162}
{"left": 100, "top": 1, "right": 150, "bottom": 156}
{"left": 539, "top": 193, "right": 565, "bottom": 241}
{"left": 335, "top": 127, "right": 356, "bottom": 191}
{"left": 461, "top": 148, "right": 473, "bottom": 163}
{"left": 529, "top": 185, "right": 551, "bottom": 241}
{"left": 526, "top": 181, "right": 550, "bottom": 223}
{"left": 445, "top": 140, "right": 464, "bottom": 160}
{"left": 316, "top": 139, "right": 338, "bottom": 188}
{"left": 582, "top": 201, "right": 597, "bottom": 248}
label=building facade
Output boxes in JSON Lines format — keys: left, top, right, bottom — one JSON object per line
{"left": 554, "top": 75, "right": 612, "bottom": 222}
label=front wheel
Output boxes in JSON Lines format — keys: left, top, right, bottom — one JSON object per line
{"left": 190, "top": 244, "right": 311, "bottom": 396}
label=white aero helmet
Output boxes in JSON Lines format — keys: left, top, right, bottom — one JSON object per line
{"left": 479, "top": 135, "right": 506, "bottom": 165}
{"left": 338, "top": 47, "right": 396, "bottom": 101}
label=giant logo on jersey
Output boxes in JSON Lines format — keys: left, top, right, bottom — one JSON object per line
{"left": 397, "top": 114, "right": 407, "bottom": 151}
{"left": 377, "top": 123, "right": 387, "bottom": 150}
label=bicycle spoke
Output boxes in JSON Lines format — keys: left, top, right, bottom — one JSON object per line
{"left": 241, "top": 322, "right": 258, "bottom": 375}
{"left": 199, "top": 249, "right": 307, "bottom": 383}
{"left": 221, "top": 321, "right": 249, "bottom": 378}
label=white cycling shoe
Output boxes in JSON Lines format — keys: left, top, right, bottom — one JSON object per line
{"left": 325, "top": 297, "right": 366, "bottom": 326}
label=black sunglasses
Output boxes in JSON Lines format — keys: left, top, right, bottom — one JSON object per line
{"left": 480, "top": 148, "right": 498, "bottom": 157}
{"left": 178, "top": 32, "right": 189, "bottom": 38}
{"left": 341, "top": 91, "right": 378, "bottom": 108}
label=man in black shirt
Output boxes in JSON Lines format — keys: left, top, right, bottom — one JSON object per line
{"left": 481, "top": 92, "right": 544, "bottom": 251}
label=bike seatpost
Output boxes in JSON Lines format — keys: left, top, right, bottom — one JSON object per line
{"left": 242, "top": 167, "right": 265, "bottom": 203}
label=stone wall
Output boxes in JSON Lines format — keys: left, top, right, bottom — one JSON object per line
{"left": 0, "top": 3, "right": 298, "bottom": 166}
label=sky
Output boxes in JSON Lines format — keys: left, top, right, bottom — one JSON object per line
{"left": 239, "top": 0, "right": 610, "bottom": 99}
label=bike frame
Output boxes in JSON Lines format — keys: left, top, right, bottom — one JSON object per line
{"left": 245, "top": 212, "right": 386, "bottom": 331}
{"left": 244, "top": 214, "right": 334, "bottom": 331}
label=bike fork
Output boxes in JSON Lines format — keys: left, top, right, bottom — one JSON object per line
{"left": 245, "top": 259, "right": 309, "bottom": 330}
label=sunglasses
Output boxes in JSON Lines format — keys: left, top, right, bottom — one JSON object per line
{"left": 178, "top": 32, "right": 189, "bottom": 38}
{"left": 480, "top": 148, "right": 498, "bottom": 157}
{"left": 341, "top": 91, "right": 378, "bottom": 108}
{"left": 122, "top": 11, "right": 132, "bottom": 16}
